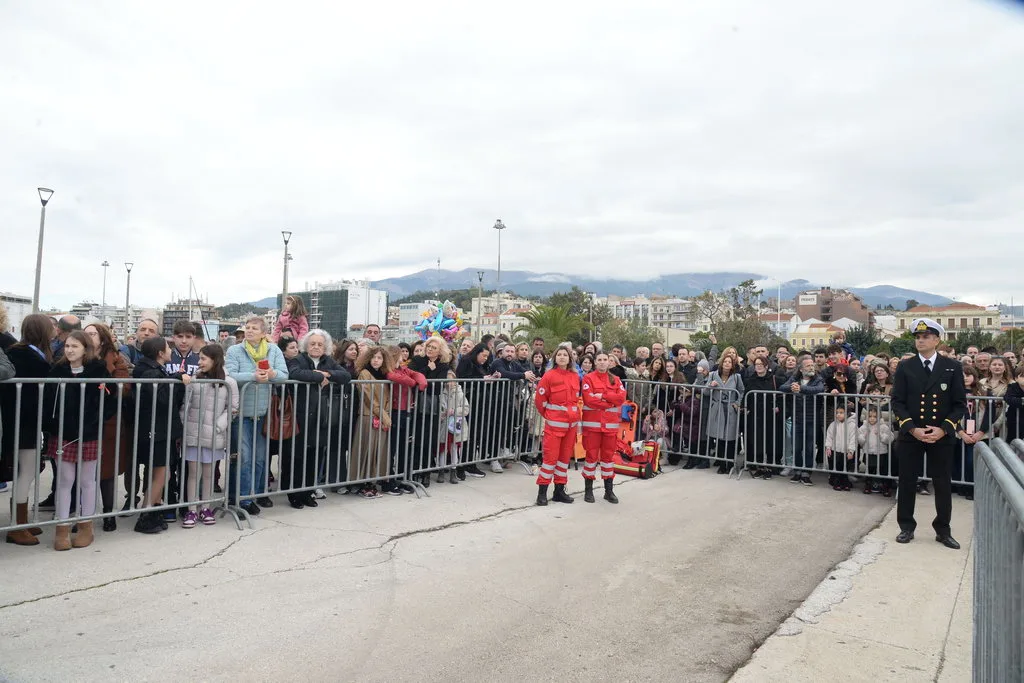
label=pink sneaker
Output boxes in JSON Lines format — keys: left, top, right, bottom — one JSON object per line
{"left": 181, "top": 510, "right": 198, "bottom": 528}
{"left": 198, "top": 508, "right": 216, "bottom": 525}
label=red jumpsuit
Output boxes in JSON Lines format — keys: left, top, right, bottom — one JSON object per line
{"left": 534, "top": 368, "right": 580, "bottom": 486}
{"left": 581, "top": 370, "right": 626, "bottom": 481}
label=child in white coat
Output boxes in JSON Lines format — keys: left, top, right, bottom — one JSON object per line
{"left": 825, "top": 404, "right": 858, "bottom": 491}
{"left": 180, "top": 345, "right": 238, "bottom": 527}
{"left": 857, "top": 406, "right": 895, "bottom": 496}
{"left": 437, "top": 381, "right": 470, "bottom": 484}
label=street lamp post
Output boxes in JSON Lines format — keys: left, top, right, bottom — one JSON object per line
{"left": 101, "top": 260, "right": 110, "bottom": 307}
{"left": 124, "top": 262, "right": 134, "bottom": 338}
{"left": 32, "top": 187, "right": 54, "bottom": 313}
{"left": 493, "top": 219, "right": 506, "bottom": 317}
{"left": 476, "top": 270, "right": 485, "bottom": 337}
{"left": 281, "top": 231, "right": 292, "bottom": 315}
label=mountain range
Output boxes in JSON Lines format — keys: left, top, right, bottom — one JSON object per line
{"left": 248, "top": 269, "right": 953, "bottom": 310}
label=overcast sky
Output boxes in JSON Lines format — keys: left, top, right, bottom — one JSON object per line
{"left": 2, "top": 0, "right": 1023, "bottom": 311}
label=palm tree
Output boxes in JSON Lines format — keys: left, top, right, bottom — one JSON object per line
{"left": 513, "top": 305, "right": 588, "bottom": 347}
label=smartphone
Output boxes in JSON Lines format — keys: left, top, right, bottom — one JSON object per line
{"left": 257, "top": 359, "right": 270, "bottom": 371}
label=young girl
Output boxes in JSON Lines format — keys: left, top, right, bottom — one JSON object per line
{"left": 1003, "top": 364, "right": 1024, "bottom": 442}
{"left": 385, "top": 346, "right": 426, "bottom": 494}
{"left": 981, "top": 356, "right": 1011, "bottom": 437}
{"left": 438, "top": 378, "right": 471, "bottom": 484}
{"left": 858, "top": 407, "right": 894, "bottom": 495}
{"left": 272, "top": 295, "right": 309, "bottom": 343}
{"left": 42, "top": 331, "right": 114, "bottom": 550}
{"left": 955, "top": 365, "right": 992, "bottom": 501}
{"left": 824, "top": 404, "right": 858, "bottom": 491}
{"left": 181, "top": 345, "right": 238, "bottom": 527}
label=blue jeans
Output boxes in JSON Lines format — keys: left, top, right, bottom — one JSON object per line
{"left": 236, "top": 416, "right": 267, "bottom": 500}
{"left": 793, "top": 419, "right": 816, "bottom": 471}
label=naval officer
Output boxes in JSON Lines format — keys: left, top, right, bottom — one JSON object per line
{"left": 891, "top": 318, "right": 966, "bottom": 549}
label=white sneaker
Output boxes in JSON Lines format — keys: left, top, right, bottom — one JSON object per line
{"left": 500, "top": 447, "right": 513, "bottom": 460}
{"left": 531, "top": 465, "right": 539, "bottom": 476}
{"left": 490, "top": 460, "right": 504, "bottom": 473}
{"left": 313, "top": 488, "right": 327, "bottom": 500}
{"left": 780, "top": 468, "right": 792, "bottom": 477}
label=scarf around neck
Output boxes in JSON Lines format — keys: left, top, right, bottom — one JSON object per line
{"left": 244, "top": 339, "right": 269, "bottom": 364}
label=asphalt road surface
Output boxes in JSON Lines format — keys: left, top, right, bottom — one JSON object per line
{"left": 0, "top": 465, "right": 891, "bottom": 682}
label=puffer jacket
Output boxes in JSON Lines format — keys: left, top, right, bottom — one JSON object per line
{"left": 181, "top": 377, "right": 239, "bottom": 450}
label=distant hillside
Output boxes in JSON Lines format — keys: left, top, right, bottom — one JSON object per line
{"left": 246, "top": 270, "right": 953, "bottom": 311}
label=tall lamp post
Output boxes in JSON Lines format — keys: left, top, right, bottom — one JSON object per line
{"left": 281, "top": 231, "right": 292, "bottom": 314}
{"left": 493, "top": 219, "right": 506, "bottom": 316}
{"left": 124, "top": 262, "right": 134, "bottom": 338}
{"left": 101, "top": 260, "right": 110, "bottom": 307}
{"left": 476, "top": 270, "right": 485, "bottom": 337}
{"left": 32, "top": 187, "right": 54, "bottom": 313}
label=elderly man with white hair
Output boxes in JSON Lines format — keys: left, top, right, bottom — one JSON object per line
{"left": 281, "top": 329, "right": 351, "bottom": 509}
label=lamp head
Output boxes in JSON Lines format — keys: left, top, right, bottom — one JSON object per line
{"left": 125, "top": 262, "right": 134, "bottom": 273}
{"left": 38, "top": 187, "right": 54, "bottom": 206}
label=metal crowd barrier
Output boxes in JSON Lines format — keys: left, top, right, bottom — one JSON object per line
{"left": 0, "top": 377, "right": 238, "bottom": 537}
{"left": 741, "top": 390, "right": 1008, "bottom": 489}
{"left": 229, "top": 377, "right": 542, "bottom": 528}
{"left": 973, "top": 439, "right": 1024, "bottom": 682}
{"left": 622, "top": 379, "right": 744, "bottom": 475}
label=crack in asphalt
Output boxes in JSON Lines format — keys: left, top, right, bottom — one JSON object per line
{"left": 0, "top": 533, "right": 257, "bottom": 611}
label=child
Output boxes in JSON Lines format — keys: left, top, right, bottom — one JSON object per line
{"left": 164, "top": 320, "right": 201, "bottom": 518}
{"left": 133, "top": 337, "right": 191, "bottom": 534}
{"left": 272, "top": 295, "right": 309, "bottom": 343}
{"left": 677, "top": 388, "right": 704, "bottom": 469}
{"left": 180, "top": 344, "right": 238, "bottom": 527}
{"left": 1003, "top": 364, "right": 1024, "bottom": 443}
{"left": 385, "top": 346, "right": 426, "bottom": 494}
{"left": 438, "top": 380, "right": 470, "bottom": 484}
{"left": 42, "top": 331, "right": 115, "bottom": 550}
{"left": 824, "top": 404, "right": 857, "bottom": 491}
{"left": 857, "top": 407, "right": 894, "bottom": 496}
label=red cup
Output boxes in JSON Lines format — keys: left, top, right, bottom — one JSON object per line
{"left": 257, "top": 359, "right": 270, "bottom": 371}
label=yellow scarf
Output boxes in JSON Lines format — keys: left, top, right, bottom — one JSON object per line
{"left": 244, "top": 338, "right": 268, "bottom": 363}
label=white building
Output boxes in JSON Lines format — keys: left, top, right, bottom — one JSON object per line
{"left": 758, "top": 313, "right": 801, "bottom": 339}
{"left": 468, "top": 294, "right": 533, "bottom": 325}
{"left": 1, "top": 292, "right": 33, "bottom": 338}
{"left": 650, "top": 298, "right": 696, "bottom": 329}
{"left": 603, "top": 295, "right": 654, "bottom": 323}
{"left": 475, "top": 307, "right": 533, "bottom": 339}
{"left": 398, "top": 300, "right": 440, "bottom": 343}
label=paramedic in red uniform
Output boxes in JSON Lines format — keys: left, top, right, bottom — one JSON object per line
{"left": 534, "top": 346, "right": 580, "bottom": 506}
{"left": 581, "top": 352, "right": 625, "bottom": 504}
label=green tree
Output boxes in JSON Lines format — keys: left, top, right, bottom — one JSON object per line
{"left": 688, "top": 290, "right": 730, "bottom": 326}
{"left": 904, "top": 299, "right": 920, "bottom": 311}
{"left": 889, "top": 332, "right": 916, "bottom": 357}
{"left": 689, "top": 331, "right": 713, "bottom": 355}
{"left": 598, "top": 318, "right": 663, "bottom": 355}
{"left": 712, "top": 318, "right": 778, "bottom": 354}
{"left": 991, "top": 331, "right": 1021, "bottom": 354}
{"left": 844, "top": 325, "right": 885, "bottom": 356}
{"left": 726, "top": 279, "right": 763, "bottom": 320}
{"left": 216, "top": 302, "right": 270, "bottom": 319}
{"left": 950, "top": 329, "right": 995, "bottom": 354}
{"left": 545, "top": 287, "right": 610, "bottom": 329}
{"left": 512, "top": 305, "right": 588, "bottom": 348}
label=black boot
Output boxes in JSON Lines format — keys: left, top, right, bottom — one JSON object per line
{"left": 536, "top": 484, "right": 549, "bottom": 506}
{"left": 583, "top": 479, "right": 596, "bottom": 503}
{"left": 604, "top": 479, "right": 619, "bottom": 504}
{"left": 682, "top": 457, "right": 696, "bottom": 470}
{"left": 552, "top": 483, "right": 574, "bottom": 504}
{"left": 716, "top": 462, "right": 729, "bottom": 475}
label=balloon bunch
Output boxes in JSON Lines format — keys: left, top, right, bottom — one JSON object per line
{"left": 415, "top": 300, "right": 464, "bottom": 341}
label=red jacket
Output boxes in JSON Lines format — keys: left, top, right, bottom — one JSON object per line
{"left": 387, "top": 366, "right": 427, "bottom": 411}
{"left": 535, "top": 368, "right": 580, "bottom": 436}
{"left": 581, "top": 370, "right": 626, "bottom": 433}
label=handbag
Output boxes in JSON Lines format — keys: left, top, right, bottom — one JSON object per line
{"left": 263, "top": 391, "right": 299, "bottom": 440}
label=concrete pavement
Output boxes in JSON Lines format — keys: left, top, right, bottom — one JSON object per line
{"left": 730, "top": 497, "right": 974, "bottom": 683}
{"left": 1, "top": 465, "right": 897, "bottom": 682}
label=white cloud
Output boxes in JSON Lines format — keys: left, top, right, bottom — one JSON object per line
{"left": 2, "top": 0, "right": 1023, "bottom": 310}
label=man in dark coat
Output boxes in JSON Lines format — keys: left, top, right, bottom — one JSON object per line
{"left": 891, "top": 318, "right": 966, "bottom": 549}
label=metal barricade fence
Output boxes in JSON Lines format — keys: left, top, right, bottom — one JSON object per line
{"left": 740, "top": 389, "right": 1007, "bottom": 490}
{"left": 0, "top": 377, "right": 236, "bottom": 538}
{"left": 973, "top": 439, "right": 1024, "bottom": 682}
{"left": 229, "top": 377, "right": 543, "bottom": 527}
{"left": 622, "top": 379, "right": 743, "bottom": 474}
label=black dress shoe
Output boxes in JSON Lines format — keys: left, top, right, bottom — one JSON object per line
{"left": 935, "top": 535, "right": 961, "bottom": 550}
{"left": 256, "top": 497, "right": 274, "bottom": 508}
{"left": 103, "top": 517, "right": 117, "bottom": 532}
{"left": 240, "top": 501, "right": 261, "bottom": 516}
{"left": 895, "top": 530, "right": 915, "bottom": 544}
{"left": 301, "top": 494, "right": 318, "bottom": 508}
{"left": 288, "top": 496, "right": 304, "bottom": 509}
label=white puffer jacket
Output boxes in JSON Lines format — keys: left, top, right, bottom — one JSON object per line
{"left": 181, "top": 378, "right": 239, "bottom": 450}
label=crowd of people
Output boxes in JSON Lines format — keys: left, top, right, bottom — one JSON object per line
{"left": 2, "top": 295, "right": 1023, "bottom": 551}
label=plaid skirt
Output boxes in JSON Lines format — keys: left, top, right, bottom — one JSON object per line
{"left": 45, "top": 438, "right": 100, "bottom": 464}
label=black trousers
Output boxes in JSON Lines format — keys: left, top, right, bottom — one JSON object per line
{"left": 896, "top": 438, "right": 953, "bottom": 536}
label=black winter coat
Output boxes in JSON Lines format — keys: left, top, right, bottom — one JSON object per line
{"left": 133, "top": 357, "right": 185, "bottom": 443}
{"left": 42, "top": 359, "right": 115, "bottom": 442}
{"left": 0, "top": 345, "right": 53, "bottom": 479}
{"left": 286, "top": 353, "right": 351, "bottom": 433}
